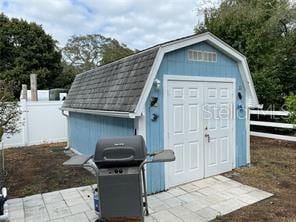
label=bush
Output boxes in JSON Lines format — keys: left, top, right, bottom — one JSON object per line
{"left": 285, "top": 94, "right": 296, "bottom": 125}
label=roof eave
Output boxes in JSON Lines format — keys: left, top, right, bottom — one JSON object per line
{"left": 133, "top": 32, "right": 260, "bottom": 115}
{"left": 60, "top": 107, "right": 136, "bottom": 119}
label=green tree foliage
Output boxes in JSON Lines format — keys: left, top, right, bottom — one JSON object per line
{"left": 62, "top": 34, "right": 134, "bottom": 73}
{"left": 195, "top": 0, "right": 296, "bottom": 108}
{"left": 62, "top": 34, "right": 108, "bottom": 72}
{"left": 285, "top": 94, "right": 296, "bottom": 125}
{"left": 52, "top": 60, "right": 80, "bottom": 89}
{"left": 0, "top": 80, "right": 21, "bottom": 141}
{"left": 100, "top": 39, "right": 134, "bottom": 65}
{"left": 0, "top": 13, "right": 62, "bottom": 96}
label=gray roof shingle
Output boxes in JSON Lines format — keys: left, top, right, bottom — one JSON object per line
{"left": 62, "top": 47, "right": 159, "bottom": 113}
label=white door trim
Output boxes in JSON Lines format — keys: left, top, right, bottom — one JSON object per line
{"left": 164, "top": 75, "right": 236, "bottom": 189}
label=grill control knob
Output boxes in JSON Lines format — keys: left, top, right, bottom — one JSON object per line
{"left": 119, "top": 169, "right": 123, "bottom": 174}
{"left": 114, "top": 169, "right": 118, "bottom": 174}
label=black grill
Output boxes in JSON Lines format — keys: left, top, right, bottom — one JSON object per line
{"left": 63, "top": 135, "right": 175, "bottom": 222}
{"left": 94, "top": 135, "right": 147, "bottom": 168}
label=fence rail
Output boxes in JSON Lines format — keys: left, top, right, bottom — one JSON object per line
{"left": 250, "top": 110, "right": 295, "bottom": 142}
{"left": 250, "top": 131, "right": 296, "bottom": 142}
{"left": 250, "top": 110, "right": 290, "bottom": 116}
{"left": 250, "top": 121, "right": 295, "bottom": 129}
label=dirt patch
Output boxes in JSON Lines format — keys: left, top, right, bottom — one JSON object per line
{"left": 3, "top": 143, "right": 95, "bottom": 198}
{"left": 216, "top": 136, "right": 296, "bottom": 222}
{"left": 2, "top": 137, "right": 296, "bottom": 221}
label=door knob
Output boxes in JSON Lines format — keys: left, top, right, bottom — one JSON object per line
{"left": 205, "top": 133, "right": 210, "bottom": 142}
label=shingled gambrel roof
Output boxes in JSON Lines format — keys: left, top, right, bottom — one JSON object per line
{"left": 62, "top": 32, "right": 259, "bottom": 118}
{"left": 62, "top": 47, "right": 159, "bottom": 113}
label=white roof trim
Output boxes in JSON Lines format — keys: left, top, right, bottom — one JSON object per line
{"left": 134, "top": 32, "right": 259, "bottom": 116}
{"left": 61, "top": 107, "right": 135, "bottom": 118}
{"left": 64, "top": 32, "right": 259, "bottom": 119}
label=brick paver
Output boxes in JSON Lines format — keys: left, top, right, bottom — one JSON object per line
{"left": 6, "top": 175, "right": 273, "bottom": 222}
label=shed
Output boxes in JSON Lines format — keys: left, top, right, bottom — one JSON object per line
{"left": 62, "top": 32, "right": 259, "bottom": 194}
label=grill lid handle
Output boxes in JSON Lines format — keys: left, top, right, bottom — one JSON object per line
{"left": 102, "top": 146, "right": 136, "bottom": 162}
{"left": 103, "top": 155, "right": 135, "bottom": 162}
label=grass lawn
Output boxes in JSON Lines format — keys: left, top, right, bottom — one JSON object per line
{"left": 3, "top": 143, "right": 95, "bottom": 198}
{"left": 216, "top": 137, "right": 296, "bottom": 221}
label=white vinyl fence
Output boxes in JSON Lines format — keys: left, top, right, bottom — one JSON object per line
{"left": 250, "top": 110, "right": 296, "bottom": 142}
{"left": 2, "top": 100, "right": 67, "bottom": 148}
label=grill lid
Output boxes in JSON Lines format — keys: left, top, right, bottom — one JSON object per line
{"left": 94, "top": 135, "right": 147, "bottom": 168}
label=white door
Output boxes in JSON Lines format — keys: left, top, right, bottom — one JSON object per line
{"left": 166, "top": 79, "right": 234, "bottom": 188}
{"left": 203, "top": 82, "right": 234, "bottom": 177}
{"left": 167, "top": 81, "right": 204, "bottom": 187}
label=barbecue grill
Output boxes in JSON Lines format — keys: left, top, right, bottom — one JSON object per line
{"left": 64, "top": 135, "right": 175, "bottom": 222}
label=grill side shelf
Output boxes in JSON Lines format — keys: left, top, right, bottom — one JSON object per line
{"left": 63, "top": 154, "right": 93, "bottom": 167}
{"left": 146, "top": 150, "right": 175, "bottom": 164}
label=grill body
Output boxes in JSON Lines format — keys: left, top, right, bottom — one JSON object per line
{"left": 98, "top": 167, "right": 143, "bottom": 218}
{"left": 94, "top": 135, "right": 147, "bottom": 220}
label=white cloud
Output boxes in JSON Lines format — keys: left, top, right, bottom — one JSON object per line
{"left": 0, "top": 0, "right": 205, "bottom": 49}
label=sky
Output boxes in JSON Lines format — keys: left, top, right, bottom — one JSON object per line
{"left": 0, "top": 0, "right": 220, "bottom": 50}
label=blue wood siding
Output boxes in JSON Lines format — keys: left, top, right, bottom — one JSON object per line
{"left": 68, "top": 112, "right": 135, "bottom": 154}
{"left": 145, "top": 42, "right": 247, "bottom": 193}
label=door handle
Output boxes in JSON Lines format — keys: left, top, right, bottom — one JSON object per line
{"left": 205, "top": 133, "right": 210, "bottom": 142}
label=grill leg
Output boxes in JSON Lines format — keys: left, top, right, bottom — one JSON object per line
{"left": 142, "top": 167, "right": 149, "bottom": 216}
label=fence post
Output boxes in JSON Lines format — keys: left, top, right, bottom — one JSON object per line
{"left": 21, "top": 84, "right": 28, "bottom": 100}
{"left": 30, "top": 74, "right": 38, "bottom": 101}
{"left": 20, "top": 99, "right": 28, "bottom": 146}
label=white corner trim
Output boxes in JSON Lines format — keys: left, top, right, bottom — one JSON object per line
{"left": 163, "top": 75, "right": 169, "bottom": 189}
{"left": 135, "top": 111, "right": 146, "bottom": 141}
{"left": 246, "top": 108, "right": 251, "bottom": 164}
{"left": 134, "top": 32, "right": 259, "bottom": 115}
{"left": 232, "top": 79, "right": 237, "bottom": 168}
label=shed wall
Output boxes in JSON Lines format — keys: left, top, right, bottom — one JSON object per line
{"left": 68, "top": 112, "right": 135, "bottom": 154}
{"left": 145, "top": 42, "right": 247, "bottom": 193}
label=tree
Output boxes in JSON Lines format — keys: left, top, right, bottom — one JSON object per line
{"left": 269, "top": 29, "right": 296, "bottom": 97}
{"left": 62, "top": 34, "right": 134, "bottom": 73}
{"left": 0, "top": 81, "right": 21, "bottom": 142}
{"left": 0, "top": 13, "right": 62, "bottom": 96}
{"left": 52, "top": 60, "right": 80, "bottom": 89}
{"left": 62, "top": 34, "right": 107, "bottom": 72}
{"left": 195, "top": 0, "right": 296, "bottom": 108}
{"left": 100, "top": 39, "right": 134, "bottom": 65}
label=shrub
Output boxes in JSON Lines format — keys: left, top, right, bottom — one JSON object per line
{"left": 285, "top": 94, "right": 296, "bottom": 125}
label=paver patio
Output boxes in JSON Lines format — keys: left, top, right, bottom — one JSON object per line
{"left": 6, "top": 175, "right": 272, "bottom": 222}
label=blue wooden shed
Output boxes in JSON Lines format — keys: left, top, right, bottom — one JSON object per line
{"left": 62, "top": 32, "right": 259, "bottom": 194}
